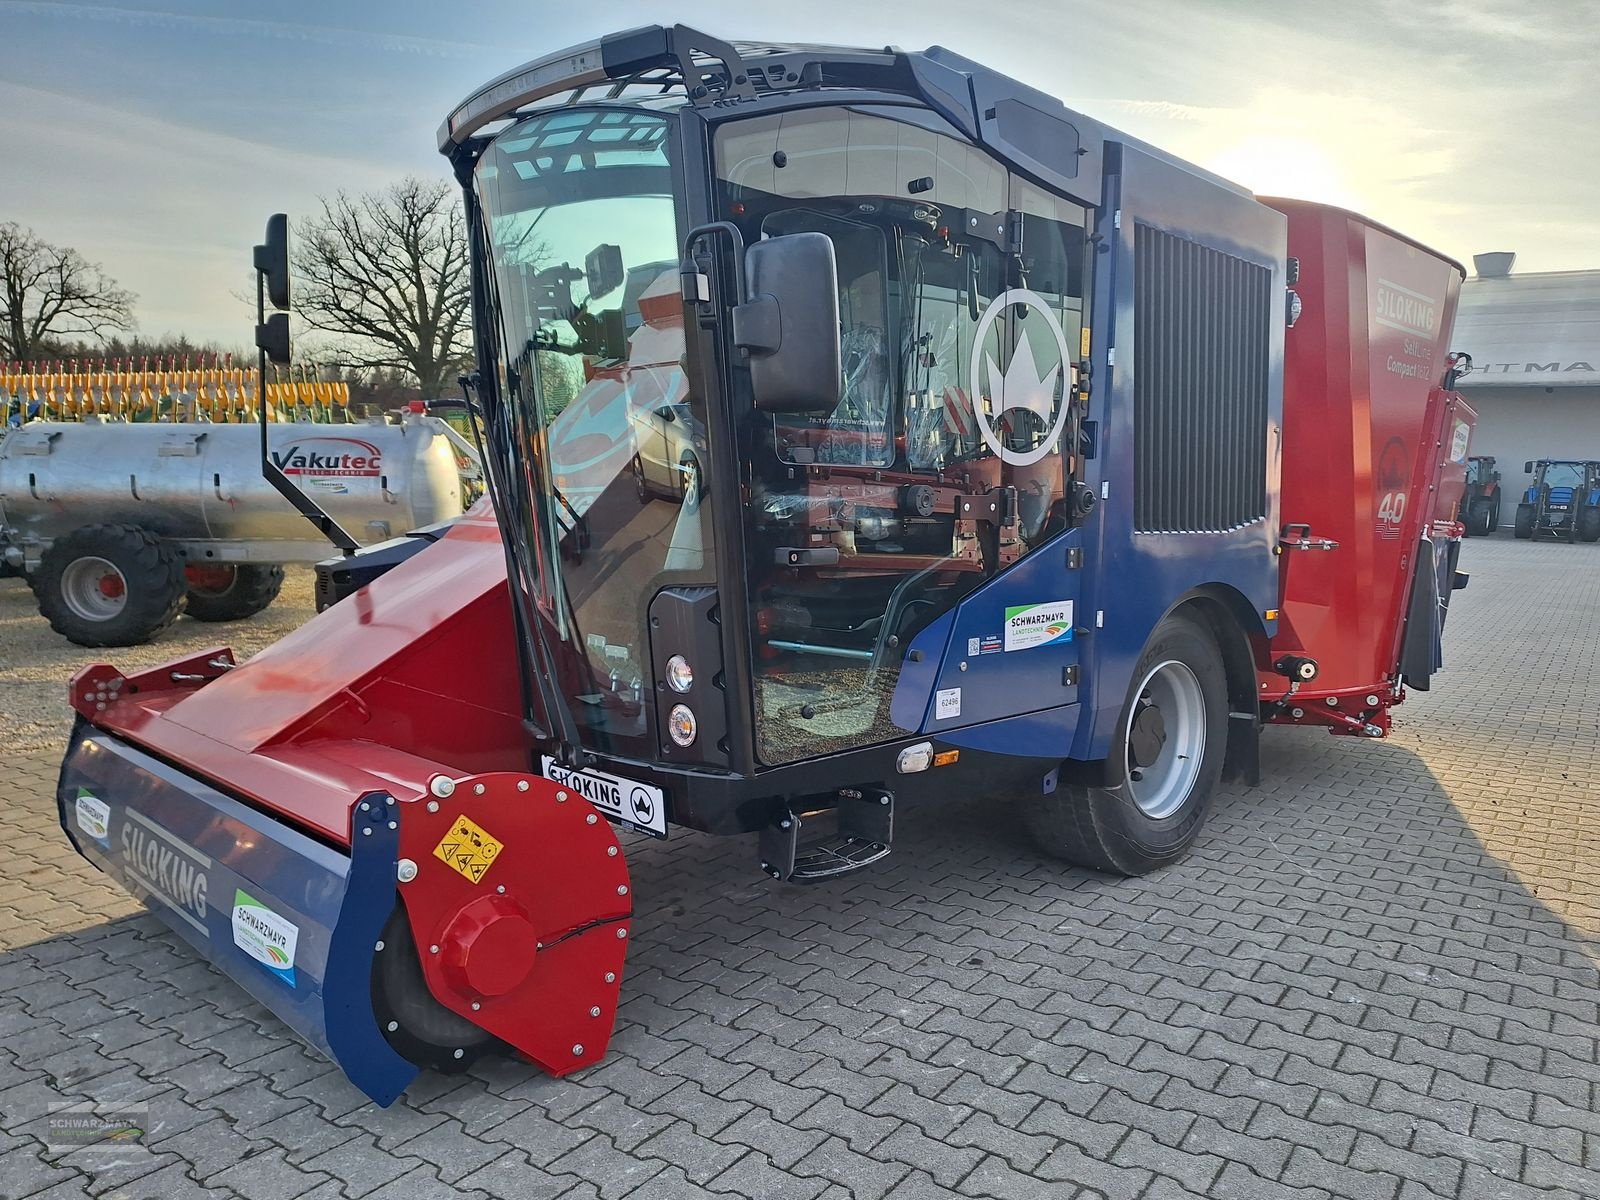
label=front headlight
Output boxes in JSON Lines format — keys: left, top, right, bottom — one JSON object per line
{"left": 668, "top": 704, "right": 697, "bottom": 747}
{"left": 665, "top": 654, "right": 694, "bottom": 693}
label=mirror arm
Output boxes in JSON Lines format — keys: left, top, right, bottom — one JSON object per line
{"left": 681, "top": 221, "right": 748, "bottom": 307}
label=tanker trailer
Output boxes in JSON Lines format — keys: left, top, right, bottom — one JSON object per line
{"left": 0, "top": 414, "right": 474, "bottom": 645}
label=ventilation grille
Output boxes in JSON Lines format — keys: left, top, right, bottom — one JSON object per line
{"left": 1133, "top": 224, "right": 1271, "bottom": 533}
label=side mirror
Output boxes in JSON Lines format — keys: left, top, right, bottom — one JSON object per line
{"left": 1524, "top": 461, "right": 1534, "bottom": 474}
{"left": 256, "top": 312, "right": 291, "bottom": 365}
{"left": 253, "top": 213, "right": 291, "bottom": 311}
{"left": 654, "top": 405, "right": 677, "bottom": 423}
{"left": 734, "top": 232, "right": 841, "bottom": 415}
{"left": 585, "top": 243, "right": 624, "bottom": 301}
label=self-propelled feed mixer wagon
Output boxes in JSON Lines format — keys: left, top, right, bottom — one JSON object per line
{"left": 55, "top": 27, "right": 1476, "bottom": 1104}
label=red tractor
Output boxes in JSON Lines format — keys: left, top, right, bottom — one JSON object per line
{"left": 1458, "top": 455, "right": 1501, "bottom": 536}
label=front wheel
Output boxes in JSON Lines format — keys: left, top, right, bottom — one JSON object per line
{"left": 632, "top": 454, "right": 651, "bottom": 503}
{"left": 1578, "top": 508, "right": 1600, "bottom": 543}
{"left": 679, "top": 453, "right": 701, "bottom": 508}
{"left": 1514, "top": 505, "right": 1535, "bottom": 539}
{"left": 1021, "top": 613, "right": 1228, "bottom": 875}
{"left": 1469, "top": 500, "right": 1494, "bottom": 537}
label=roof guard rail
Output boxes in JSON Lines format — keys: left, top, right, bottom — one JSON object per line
{"left": 438, "top": 24, "right": 912, "bottom": 155}
{"left": 439, "top": 24, "right": 759, "bottom": 153}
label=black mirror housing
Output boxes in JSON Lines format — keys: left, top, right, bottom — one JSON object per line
{"left": 1524, "top": 461, "right": 1534, "bottom": 474}
{"left": 737, "top": 232, "right": 841, "bottom": 415}
{"left": 585, "top": 243, "right": 624, "bottom": 300}
{"left": 254, "top": 213, "right": 291, "bottom": 311}
{"left": 256, "top": 312, "right": 292, "bottom": 365}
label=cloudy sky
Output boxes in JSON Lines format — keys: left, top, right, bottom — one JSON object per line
{"left": 1, "top": 0, "right": 1596, "bottom": 348}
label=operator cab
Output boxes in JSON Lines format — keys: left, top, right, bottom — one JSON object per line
{"left": 442, "top": 28, "right": 1099, "bottom": 788}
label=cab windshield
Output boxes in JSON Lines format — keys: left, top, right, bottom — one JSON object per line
{"left": 1541, "top": 463, "right": 1585, "bottom": 489}
{"left": 475, "top": 107, "right": 713, "bottom": 758}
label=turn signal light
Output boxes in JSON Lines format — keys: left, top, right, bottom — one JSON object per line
{"left": 668, "top": 704, "right": 697, "bottom": 747}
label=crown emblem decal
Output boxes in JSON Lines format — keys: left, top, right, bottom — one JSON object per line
{"left": 967, "top": 289, "right": 1076, "bottom": 469}
{"left": 985, "top": 329, "right": 1062, "bottom": 425}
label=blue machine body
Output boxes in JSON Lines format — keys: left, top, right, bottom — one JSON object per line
{"left": 57, "top": 722, "right": 416, "bottom": 1105}
{"left": 884, "top": 125, "right": 1284, "bottom": 764}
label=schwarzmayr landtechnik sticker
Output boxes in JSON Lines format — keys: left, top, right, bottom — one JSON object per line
{"left": 74, "top": 789, "right": 110, "bottom": 845}
{"left": 1004, "top": 601, "right": 1074, "bottom": 652}
{"left": 231, "top": 889, "right": 299, "bottom": 987}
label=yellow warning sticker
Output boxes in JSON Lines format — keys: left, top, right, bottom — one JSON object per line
{"left": 432, "top": 815, "right": 503, "bottom": 885}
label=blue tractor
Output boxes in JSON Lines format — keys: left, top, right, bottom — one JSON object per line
{"left": 1514, "top": 459, "right": 1600, "bottom": 542}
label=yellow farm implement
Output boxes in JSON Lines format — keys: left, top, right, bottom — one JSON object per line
{"left": 3, "top": 358, "right": 354, "bottom": 425}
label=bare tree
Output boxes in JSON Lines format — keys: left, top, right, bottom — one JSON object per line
{"left": 292, "top": 177, "right": 473, "bottom": 400}
{"left": 0, "top": 222, "right": 136, "bottom": 362}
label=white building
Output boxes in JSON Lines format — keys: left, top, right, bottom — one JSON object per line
{"left": 1451, "top": 253, "right": 1600, "bottom": 524}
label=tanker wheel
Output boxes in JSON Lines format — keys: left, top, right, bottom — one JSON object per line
{"left": 1578, "top": 509, "right": 1600, "bottom": 543}
{"left": 1021, "top": 613, "right": 1227, "bottom": 876}
{"left": 35, "top": 524, "right": 186, "bottom": 647}
{"left": 371, "top": 906, "right": 498, "bottom": 1073}
{"left": 183, "top": 563, "right": 286, "bottom": 622}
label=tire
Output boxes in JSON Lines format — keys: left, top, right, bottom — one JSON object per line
{"left": 679, "top": 452, "right": 701, "bottom": 507}
{"left": 371, "top": 906, "right": 497, "bottom": 1073}
{"left": 1468, "top": 500, "right": 1494, "bottom": 537}
{"left": 1578, "top": 508, "right": 1600, "bottom": 543}
{"left": 1021, "top": 612, "right": 1229, "bottom": 875}
{"left": 34, "top": 524, "right": 186, "bottom": 647}
{"left": 183, "top": 563, "right": 285, "bottom": 622}
{"left": 632, "top": 454, "right": 651, "bottom": 503}
{"left": 1514, "top": 505, "right": 1535, "bottom": 539}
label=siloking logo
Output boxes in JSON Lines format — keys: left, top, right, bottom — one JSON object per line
{"left": 269, "top": 436, "right": 383, "bottom": 478}
{"left": 231, "top": 889, "right": 300, "bottom": 987}
{"left": 1373, "top": 279, "right": 1437, "bottom": 339}
{"left": 120, "top": 810, "right": 210, "bottom": 936}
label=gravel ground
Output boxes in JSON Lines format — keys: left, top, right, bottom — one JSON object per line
{"left": 0, "top": 568, "right": 319, "bottom": 756}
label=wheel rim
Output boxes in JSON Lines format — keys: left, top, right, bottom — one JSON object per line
{"left": 681, "top": 457, "right": 700, "bottom": 506}
{"left": 1125, "top": 659, "right": 1206, "bottom": 820}
{"left": 186, "top": 563, "right": 237, "bottom": 596}
{"left": 60, "top": 556, "right": 128, "bottom": 622}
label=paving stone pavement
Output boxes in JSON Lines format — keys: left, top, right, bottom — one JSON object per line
{"left": 1, "top": 532, "right": 1598, "bottom": 1200}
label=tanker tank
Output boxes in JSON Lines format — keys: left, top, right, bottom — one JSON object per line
{"left": 0, "top": 414, "right": 477, "bottom": 645}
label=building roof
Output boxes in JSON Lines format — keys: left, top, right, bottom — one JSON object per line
{"left": 1453, "top": 269, "right": 1600, "bottom": 388}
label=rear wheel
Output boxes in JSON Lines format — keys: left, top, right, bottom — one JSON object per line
{"left": 35, "top": 524, "right": 186, "bottom": 646}
{"left": 1021, "top": 613, "right": 1228, "bottom": 875}
{"left": 1578, "top": 508, "right": 1600, "bottom": 543}
{"left": 371, "top": 907, "right": 497, "bottom": 1073}
{"left": 183, "top": 563, "right": 285, "bottom": 622}
{"left": 1514, "top": 505, "right": 1535, "bottom": 539}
